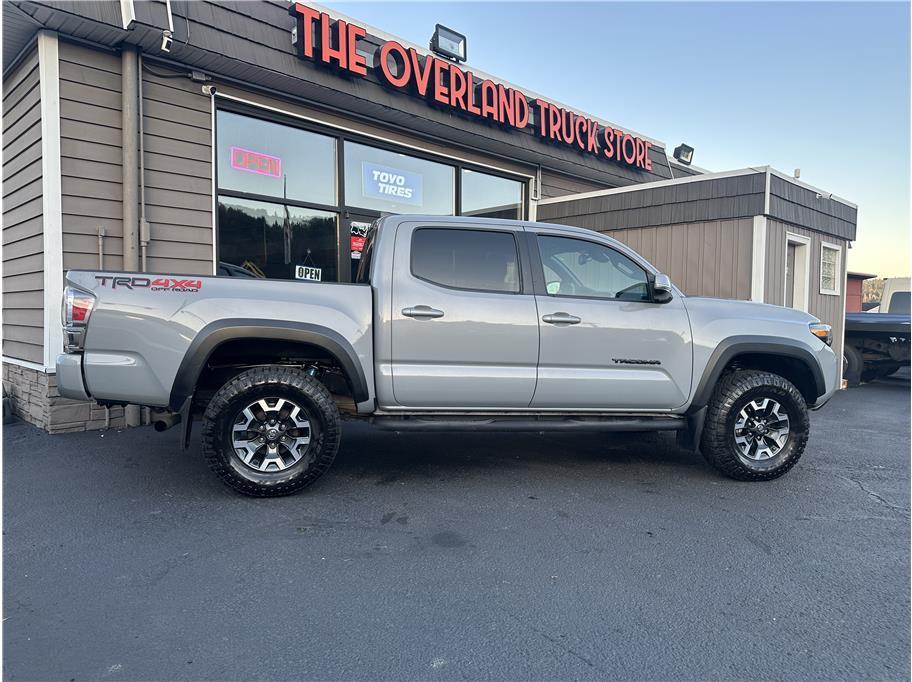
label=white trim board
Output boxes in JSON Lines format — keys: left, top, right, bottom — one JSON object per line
{"left": 751, "top": 215, "right": 767, "bottom": 303}
{"left": 38, "top": 30, "right": 63, "bottom": 371}
{"left": 2, "top": 356, "right": 51, "bottom": 373}
{"left": 536, "top": 164, "right": 857, "bottom": 211}
{"left": 783, "top": 231, "right": 811, "bottom": 312}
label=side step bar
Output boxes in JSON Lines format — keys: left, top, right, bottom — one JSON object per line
{"left": 370, "top": 416, "right": 686, "bottom": 433}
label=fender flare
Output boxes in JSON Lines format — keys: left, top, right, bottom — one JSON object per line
{"left": 168, "top": 319, "right": 370, "bottom": 411}
{"left": 687, "top": 336, "right": 826, "bottom": 413}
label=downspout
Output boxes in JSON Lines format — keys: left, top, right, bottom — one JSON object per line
{"left": 98, "top": 225, "right": 110, "bottom": 429}
{"left": 138, "top": 53, "right": 151, "bottom": 427}
{"left": 122, "top": 46, "right": 141, "bottom": 428}
{"left": 139, "top": 52, "right": 149, "bottom": 272}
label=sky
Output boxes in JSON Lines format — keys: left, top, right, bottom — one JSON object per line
{"left": 326, "top": 1, "right": 911, "bottom": 277}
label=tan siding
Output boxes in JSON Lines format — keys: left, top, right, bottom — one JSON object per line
{"left": 142, "top": 65, "right": 213, "bottom": 274}
{"left": 539, "top": 170, "right": 606, "bottom": 200}
{"left": 58, "top": 42, "right": 124, "bottom": 273}
{"left": 592, "top": 218, "right": 754, "bottom": 300}
{"left": 56, "top": 43, "right": 215, "bottom": 276}
{"left": 2, "top": 47, "right": 43, "bottom": 364}
{"left": 765, "top": 220, "right": 848, "bottom": 369}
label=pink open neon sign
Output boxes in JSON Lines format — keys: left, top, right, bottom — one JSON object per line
{"left": 230, "top": 146, "right": 282, "bottom": 178}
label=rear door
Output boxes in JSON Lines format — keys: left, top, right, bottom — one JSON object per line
{"left": 528, "top": 228, "right": 692, "bottom": 410}
{"left": 389, "top": 221, "right": 539, "bottom": 408}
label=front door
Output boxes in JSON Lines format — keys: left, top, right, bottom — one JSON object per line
{"left": 389, "top": 221, "right": 540, "bottom": 409}
{"left": 528, "top": 229, "right": 693, "bottom": 410}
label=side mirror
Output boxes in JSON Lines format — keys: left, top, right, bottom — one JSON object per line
{"left": 652, "top": 273, "right": 674, "bottom": 303}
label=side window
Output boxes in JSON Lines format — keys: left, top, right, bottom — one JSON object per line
{"left": 889, "top": 291, "right": 910, "bottom": 314}
{"left": 538, "top": 235, "right": 650, "bottom": 301}
{"left": 411, "top": 228, "right": 521, "bottom": 293}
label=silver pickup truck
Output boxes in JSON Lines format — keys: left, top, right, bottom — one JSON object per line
{"left": 57, "top": 215, "right": 838, "bottom": 496}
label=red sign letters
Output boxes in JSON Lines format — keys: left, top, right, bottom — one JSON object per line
{"left": 290, "top": 4, "right": 652, "bottom": 171}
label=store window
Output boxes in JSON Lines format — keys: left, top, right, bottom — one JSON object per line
{"left": 411, "top": 228, "right": 520, "bottom": 293}
{"left": 216, "top": 109, "right": 529, "bottom": 283}
{"left": 218, "top": 197, "right": 337, "bottom": 282}
{"left": 344, "top": 141, "right": 455, "bottom": 215}
{"left": 538, "top": 235, "right": 649, "bottom": 301}
{"left": 461, "top": 169, "right": 523, "bottom": 219}
{"left": 217, "top": 110, "right": 336, "bottom": 206}
{"left": 820, "top": 243, "right": 841, "bottom": 295}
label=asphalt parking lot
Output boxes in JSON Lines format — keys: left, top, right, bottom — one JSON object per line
{"left": 4, "top": 375, "right": 910, "bottom": 681}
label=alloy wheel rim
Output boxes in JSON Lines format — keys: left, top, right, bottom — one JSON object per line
{"left": 733, "top": 397, "right": 790, "bottom": 461}
{"left": 231, "top": 397, "right": 312, "bottom": 472}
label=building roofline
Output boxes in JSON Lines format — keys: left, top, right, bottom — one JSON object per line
{"left": 310, "top": 1, "right": 666, "bottom": 149}
{"left": 537, "top": 164, "right": 857, "bottom": 210}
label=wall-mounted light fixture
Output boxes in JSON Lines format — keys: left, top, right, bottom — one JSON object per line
{"left": 673, "top": 143, "right": 694, "bottom": 166}
{"left": 430, "top": 24, "right": 467, "bottom": 62}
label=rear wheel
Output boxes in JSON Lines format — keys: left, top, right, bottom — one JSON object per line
{"left": 700, "top": 370, "right": 809, "bottom": 481}
{"left": 201, "top": 366, "right": 341, "bottom": 497}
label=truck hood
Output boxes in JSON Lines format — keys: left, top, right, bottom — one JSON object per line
{"left": 683, "top": 296, "right": 820, "bottom": 325}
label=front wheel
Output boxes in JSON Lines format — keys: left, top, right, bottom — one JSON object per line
{"left": 844, "top": 343, "right": 864, "bottom": 387}
{"left": 201, "top": 366, "right": 341, "bottom": 497}
{"left": 700, "top": 370, "right": 809, "bottom": 481}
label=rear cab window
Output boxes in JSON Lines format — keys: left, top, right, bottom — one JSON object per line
{"left": 410, "top": 228, "right": 521, "bottom": 294}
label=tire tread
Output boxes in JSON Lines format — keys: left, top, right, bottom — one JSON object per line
{"left": 700, "top": 369, "right": 809, "bottom": 481}
{"left": 200, "top": 366, "right": 341, "bottom": 497}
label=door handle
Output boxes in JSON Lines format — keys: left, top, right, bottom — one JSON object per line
{"left": 402, "top": 305, "right": 445, "bottom": 319}
{"left": 542, "top": 312, "right": 581, "bottom": 325}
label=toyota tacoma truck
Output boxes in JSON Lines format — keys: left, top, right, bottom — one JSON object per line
{"left": 57, "top": 215, "right": 838, "bottom": 496}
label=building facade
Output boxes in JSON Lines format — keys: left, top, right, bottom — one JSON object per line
{"left": 2, "top": 0, "right": 856, "bottom": 432}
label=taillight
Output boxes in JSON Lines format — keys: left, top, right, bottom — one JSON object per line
{"left": 62, "top": 286, "right": 95, "bottom": 327}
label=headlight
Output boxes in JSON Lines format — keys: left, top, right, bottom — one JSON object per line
{"left": 809, "top": 322, "right": 832, "bottom": 346}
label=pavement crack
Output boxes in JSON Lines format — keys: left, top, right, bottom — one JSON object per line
{"left": 502, "top": 609, "right": 604, "bottom": 672}
{"left": 835, "top": 474, "right": 910, "bottom": 518}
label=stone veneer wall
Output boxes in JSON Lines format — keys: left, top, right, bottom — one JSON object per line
{"left": 2, "top": 362, "right": 125, "bottom": 433}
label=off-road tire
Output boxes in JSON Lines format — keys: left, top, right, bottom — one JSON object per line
{"left": 700, "top": 370, "right": 809, "bottom": 481}
{"left": 843, "top": 343, "right": 864, "bottom": 387}
{"left": 201, "top": 366, "right": 341, "bottom": 497}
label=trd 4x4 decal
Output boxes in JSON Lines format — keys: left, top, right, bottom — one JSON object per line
{"left": 95, "top": 276, "right": 202, "bottom": 292}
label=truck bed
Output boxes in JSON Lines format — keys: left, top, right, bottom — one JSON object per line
{"left": 64, "top": 270, "right": 375, "bottom": 409}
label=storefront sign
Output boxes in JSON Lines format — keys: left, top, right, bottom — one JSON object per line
{"left": 295, "top": 265, "right": 322, "bottom": 281}
{"left": 290, "top": 4, "right": 653, "bottom": 171}
{"left": 230, "top": 146, "right": 282, "bottom": 177}
{"left": 361, "top": 162, "right": 423, "bottom": 206}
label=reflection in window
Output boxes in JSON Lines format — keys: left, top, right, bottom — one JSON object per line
{"left": 411, "top": 228, "right": 520, "bottom": 293}
{"left": 461, "top": 169, "right": 523, "bottom": 219}
{"left": 538, "top": 235, "right": 649, "bottom": 301}
{"left": 217, "top": 111, "right": 336, "bottom": 206}
{"left": 344, "top": 141, "right": 454, "bottom": 215}
{"left": 218, "top": 197, "right": 337, "bottom": 281}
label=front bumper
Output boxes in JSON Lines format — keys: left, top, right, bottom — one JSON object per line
{"left": 810, "top": 344, "right": 839, "bottom": 410}
{"left": 56, "top": 353, "right": 91, "bottom": 401}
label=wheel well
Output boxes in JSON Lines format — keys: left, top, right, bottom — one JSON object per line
{"left": 194, "top": 338, "right": 354, "bottom": 406}
{"left": 722, "top": 353, "right": 819, "bottom": 404}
